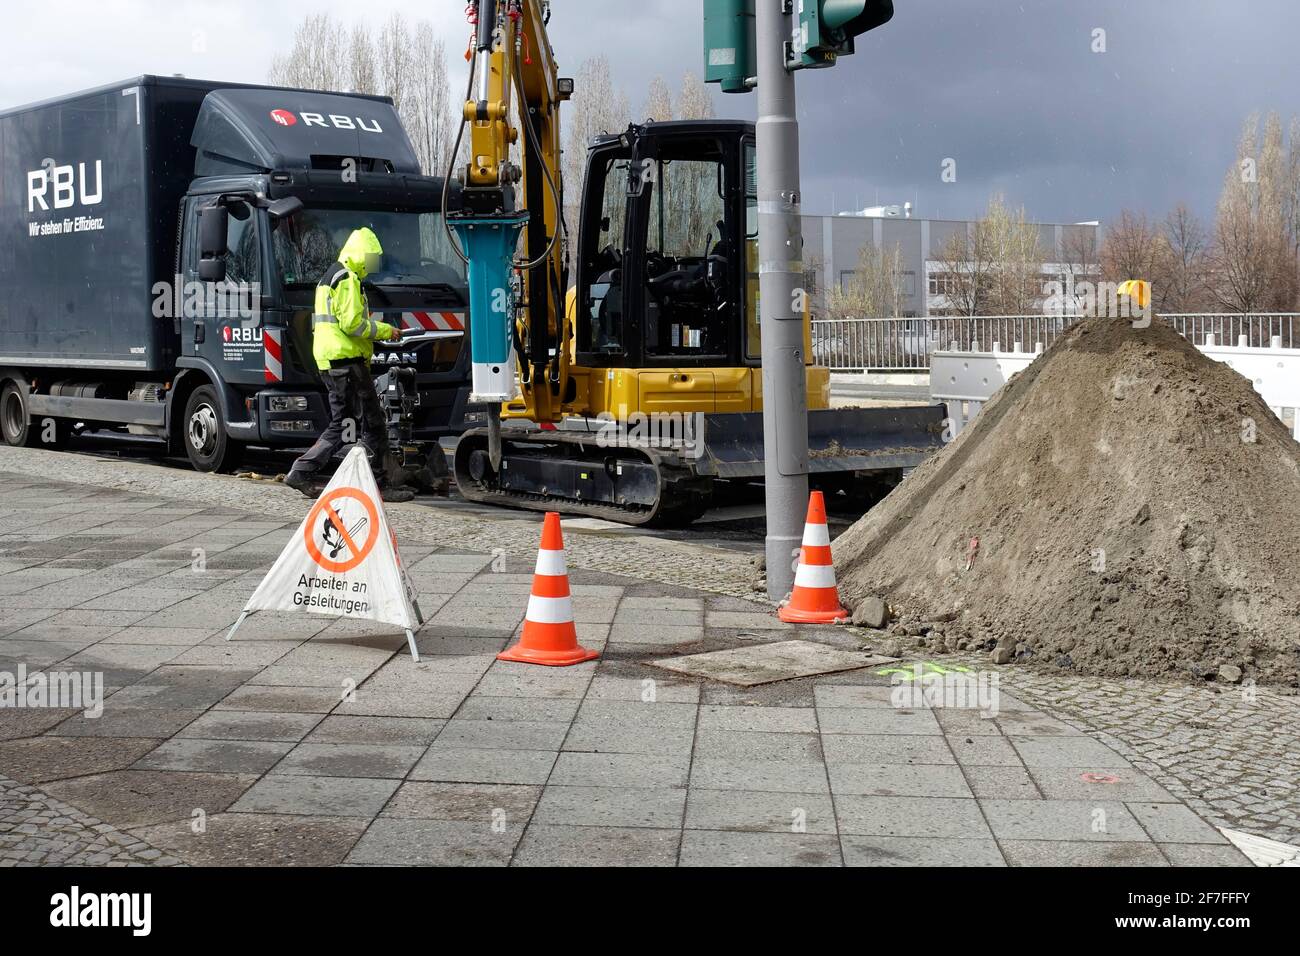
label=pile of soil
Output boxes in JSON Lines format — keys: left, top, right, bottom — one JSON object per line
{"left": 836, "top": 316, "right": 1300, "bottom": 685}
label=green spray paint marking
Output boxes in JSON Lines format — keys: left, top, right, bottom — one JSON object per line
{"left": 876, "top": 662, "right": 973, "bottom": 682}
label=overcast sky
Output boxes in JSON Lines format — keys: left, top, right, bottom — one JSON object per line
{"left": 3, "top": 0, "right": 1297, "bottom": 227}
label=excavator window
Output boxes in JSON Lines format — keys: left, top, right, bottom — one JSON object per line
{"left": 579, "top": 153, "right": 633, "bottom": 355}
{"left": 744, "top": 141, "right": 761, "bottom": 360}
{"left": 640, "top": 142, "right": 730, "bottom": 359}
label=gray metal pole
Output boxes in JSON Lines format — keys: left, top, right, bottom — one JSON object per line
{"left": 755, "top": 0, "right": 810, "bottom": 603}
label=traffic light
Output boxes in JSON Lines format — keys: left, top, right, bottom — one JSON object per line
{"left": 796, "top": 0, "right": 894, "bottom": 69}
{"left": 704, "top": 0, "right": 756, "bottom": 94}
{"left": 704, "top": 0, "right": 894, "bottom": 91}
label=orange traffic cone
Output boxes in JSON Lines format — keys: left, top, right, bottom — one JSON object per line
{"left": 778, "top": 491, "right": 850, "bottom": 624}
{"left": 498, "top": 512, "right": 600, "bottom": 666}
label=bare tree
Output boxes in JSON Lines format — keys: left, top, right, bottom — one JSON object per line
{"left": 563, "top": 57, "right": 631, "bottom": 275}
{"left": 1101, "top": 210, "right": 1169, "bottom": 293}
{"left": 1211, "top": 113, "right": 1297, "bottom": 313}
{"left": 268, "top": 14, "right": 349, "bottom": 92}
{"left": 405, "top": 23, "right": 455, "bottom": 176}
{"left": 347, "top": 23, "right": 376, "bottom": 96}
{"left": 1286, "top": 117, "right": 1300, "bottom": 290}
{"left": 828, "top": 242, "right": 905, "bottom": 319}
{"left": 933, "top": 229, "right": 985, "bottom": 317}
{"left": 1056, "top": 225, "right": 1100, "bottom": 312}
{"left": 675, "top": 71, "right": 715, "bottom": 121}
{"left": 983, "top": 198, "right": 1046, "bottom": 314}
{"left": 1161, "top": 203, "right": 1212, "bottom": 312}
{"left": 642, "top": 76, "right": 673, "bottom": 122}
{"left": 933, "top": 196, "right": 1044, "bottom": 316}
{"left": 377, "top": 13, "right": 415, "bottom": 120}
{"left": 268, "top": 13, "right": 455, "bottom": 176}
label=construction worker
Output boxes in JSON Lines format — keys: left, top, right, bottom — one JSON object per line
{"left": 284, "top": 227, "right": 414, "bottom": 502}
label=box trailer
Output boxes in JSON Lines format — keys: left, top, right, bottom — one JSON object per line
{"left": 0, "top": 75, "right": 472, "bottom": 473}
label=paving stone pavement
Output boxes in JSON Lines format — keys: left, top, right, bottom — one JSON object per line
{"left": 0, "top": 464, "right": 1279, "bottom": 866}
{"left": 0, "top": 771, "right": 181, "bottom": 866}
{"left": 986, "top": 669, "right": 1300, "bottom": 848}
{"left": 0, "top": 446, "right": 758, "bottom": 598}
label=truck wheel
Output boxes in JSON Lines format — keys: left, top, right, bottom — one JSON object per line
{"left": 0, "top": 382, "right": 51, "bottom": 448}
{"left": 183, "top": 385, "right": 244, "bottom": 473}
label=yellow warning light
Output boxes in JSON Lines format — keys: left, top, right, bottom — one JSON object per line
{"left": 1117, "top": 279, "right": 1151, "bottom": 310}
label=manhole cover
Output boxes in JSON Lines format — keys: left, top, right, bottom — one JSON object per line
{"left": 649, "top": 639, "right": 897, "bottom": 687}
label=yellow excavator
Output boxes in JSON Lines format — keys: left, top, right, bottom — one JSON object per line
{"left": 444, "top": 0, "right": 942, "bottom": 525}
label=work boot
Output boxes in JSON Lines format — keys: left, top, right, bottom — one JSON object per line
{"left": 380, "top": 486, "right": 416, "bottom": 503}
{"left": 283, "top": 471, "right": 323, "bottom": 498}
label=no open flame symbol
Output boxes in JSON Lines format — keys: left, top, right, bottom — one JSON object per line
{"left": 304, "top": 488, "right": 380, "bottom": 574}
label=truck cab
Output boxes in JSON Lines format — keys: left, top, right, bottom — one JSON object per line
{"left": 0, "top": 77, "right": 472, "bottom": 474}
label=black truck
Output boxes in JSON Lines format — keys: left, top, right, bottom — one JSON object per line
{"left": 0, "top": 75, "right": 473, "bottom": 475}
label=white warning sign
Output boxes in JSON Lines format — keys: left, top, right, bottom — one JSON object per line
{"left": 226, "top": 446, "right": 424, "bottom": 659}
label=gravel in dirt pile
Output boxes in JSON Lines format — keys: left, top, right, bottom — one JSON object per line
{"left": 835, "top": 316, "right": 1300, "bottom": 685}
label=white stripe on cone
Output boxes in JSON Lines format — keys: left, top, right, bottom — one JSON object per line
{"left": 801, "top": 522, "right": 830, "bottom": 547}
{"left": 526, "top": 594, "right": 574, "bottom": 625}
{"left": 794, "top": 562, "right": 838, "bottom": 589}
{"left": 534, "top": 549, "right": 567, "bottom": 577}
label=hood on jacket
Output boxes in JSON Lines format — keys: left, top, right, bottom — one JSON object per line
{"left": 339, "top": 227, "right": 383, "bottom": 279}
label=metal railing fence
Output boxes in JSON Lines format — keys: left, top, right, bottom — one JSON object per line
{"left": 812, "top": 313, "right": 1300, "bottom": 371}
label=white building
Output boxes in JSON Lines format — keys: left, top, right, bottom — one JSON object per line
{"left": 801, "top": 207, "right": 1100, "bottom": 317}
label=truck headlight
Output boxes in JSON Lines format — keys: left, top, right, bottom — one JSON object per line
{"left": 268, "top": 395, "right": 310, "bottom": 412}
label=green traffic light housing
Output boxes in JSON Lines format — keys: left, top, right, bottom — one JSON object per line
{"left": 797, "top": 0, "right": 894, "bottom": 68}
{"left": 704, "top": 0, "right": 894, "bottom": 91}
{"left": 704, "top": 0, "right": 756, "bottom": 93}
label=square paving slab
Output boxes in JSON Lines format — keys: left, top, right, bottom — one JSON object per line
{"left": 649, "top": 640, "right": 895, "bottom": 686}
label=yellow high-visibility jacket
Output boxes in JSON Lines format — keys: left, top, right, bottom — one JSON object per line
{"left": 312, "top": 227, "right": 397, "bottom": 370}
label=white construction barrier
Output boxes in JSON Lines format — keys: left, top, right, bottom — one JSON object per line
{"left": 1200, "top": 336, "right": 1300, "bottom": 441}
{"left": 930, "top": 342, "right": 1041, "bottom": 438}
{"left": 932, "top": 336, "right": 1300, "bottom": 442}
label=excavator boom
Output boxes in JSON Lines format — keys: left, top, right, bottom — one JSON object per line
{"left": 448, "top": 2, "right": 946, "bottom": 526}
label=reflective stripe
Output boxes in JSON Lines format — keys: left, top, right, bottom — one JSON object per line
{"left": 794, "top": 563, "right": 837, "bottom": 589}
{"left": 313, "top": 313, "right": 338, "bottom": 325}
{"left": 526, "top": 594, "right": 573, "bottom": 625}
{"left": 335, "top": 317, "right": 378, "bottom": 339}
{"left": 535, "top": 548, "right": 567, "bottom": 577}
{"left": 264, "top": 329, "right": 283, "bottom": 383}
{"left": 802, "top": 522, "right": 830, "bottom": 547}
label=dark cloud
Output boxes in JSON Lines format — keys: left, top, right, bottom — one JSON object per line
{"left": 555, "top": 0, "right": 1300, "bottom": 225}
{"left": 5, "top": 0, "right": 1293, "bottom": 229}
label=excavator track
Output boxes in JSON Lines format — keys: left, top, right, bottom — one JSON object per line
{"left": 452, "top": 427, "right": 714, "bottom": 527}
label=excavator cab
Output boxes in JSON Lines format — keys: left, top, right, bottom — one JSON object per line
{"left": 576, "top": 121, "right": 757, "bottom": 370}
{"left": 455, "top": 117, "right": 945, "bottom": 525}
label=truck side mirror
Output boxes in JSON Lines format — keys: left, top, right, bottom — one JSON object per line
{"left": 266, "top": 196, "right": 304, "bottom": 223}
{"left": 198, "top": 204, "right": 229, "bottom": 283}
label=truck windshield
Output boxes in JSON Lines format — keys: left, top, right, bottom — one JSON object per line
{"left": 272, "top": 208, "right": 466, "bottom": 290}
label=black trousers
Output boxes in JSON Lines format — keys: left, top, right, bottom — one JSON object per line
{"left": 288, "top": 362, "right": 387, "bottom": 480}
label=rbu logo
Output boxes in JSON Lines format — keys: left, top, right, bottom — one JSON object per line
{"left": 27, "top": 160, "right": 103, "bottom": 213}
{"left": 223, "top": 325, "right": 263, "bottom": 344}
{"left": 268, "top": 109, "right": 382, "bottom": 133}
